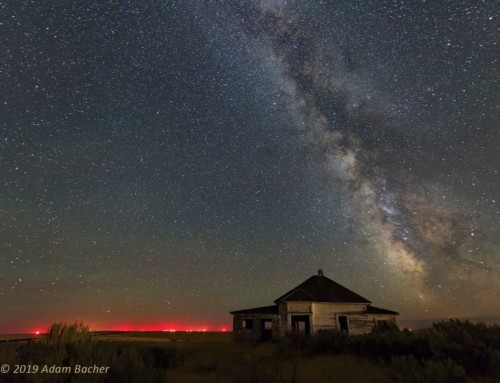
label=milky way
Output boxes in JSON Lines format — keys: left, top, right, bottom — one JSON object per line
{"left": 196, "top": 0, "right": 499, "bottom": 314}
{"left": 1, "top": 1, "right": 498, "bottom": 332}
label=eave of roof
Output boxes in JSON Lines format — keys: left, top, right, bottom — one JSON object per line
{"left": 230, "top": 305, "right": 279, "bottom": 315}
{"left": 366, "top": 305, "right": 399, "bottom": 315}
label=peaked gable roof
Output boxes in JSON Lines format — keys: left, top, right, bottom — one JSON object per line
{"left": 274, "top": 272, "right": 371, "bottom": 304}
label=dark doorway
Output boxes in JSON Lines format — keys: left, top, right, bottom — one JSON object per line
{"left": 261, "top": 319, "right": 273, "bottom": 341}
{"left": 291, "top": 315, "right": 311, "bottom": 335}
{"left": 243, "top": 319, "right": 253, "bottom": 329}
{"left": 339, "top": 315, "right": 349, "bottom": 332}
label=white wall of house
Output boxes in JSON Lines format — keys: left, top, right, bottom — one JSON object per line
{"left": 281, "top": 302, "right": 366, "bottom": 331}
{"left": 312, "top": 302, "right": 368, "bottom": 332}
{"left": 277, "top": 301, "right": 397, "bottom": 336}
{"left": 280, "top": 302, "right": 399, "bottom": 335}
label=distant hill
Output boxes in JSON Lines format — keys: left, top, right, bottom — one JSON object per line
{"left": 399, "top": 315, "right": 500, "bottom": 330}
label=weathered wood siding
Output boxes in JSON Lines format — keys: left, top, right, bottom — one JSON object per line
{"left": 233, "top": 304, "right": 397, "bottom": 340}
{"left": 311, "top": 303, "right": 367, "bottom": 332}
{"left": 346, "top": 314, "right": 375, "bottom": 335}
{"left": 311, "top": 303, "right": 337, "bottom": 331}
{"left": 287, "top": 302, "right": 312, "bottom": 313}
{"left": 348, "top": 314, "right": 397, "bottom": 335}
{"left": 369, "top": 314, "right": 397, "bottom": 323}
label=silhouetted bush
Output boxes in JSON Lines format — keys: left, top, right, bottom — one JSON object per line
{"left": 351, "top": 328, "right": 419, "bottom": 361}
{"left": 356, "top": 319, "right": 500, "bottom": 380}
{"left": 305, "top": 329, "right": 350, "bottom": 355}
{"left": 424, "top": 319, "right": 500, "bottom": 377}
{"left": 371, "top": 320, "right": 400, "bottom": 334}
{"left": 279, "top": 319, "right": 500, "bottom": 381}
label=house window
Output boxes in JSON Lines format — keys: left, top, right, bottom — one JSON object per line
{"left": 338, "top": 315, "right": 349, "bottom": 332}
{"left": 242, "top": 319, "right": 253, "bottom": 329}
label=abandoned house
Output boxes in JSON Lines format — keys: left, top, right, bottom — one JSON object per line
{"left": 230, "top": 269, "right": 398, "bottom": 341}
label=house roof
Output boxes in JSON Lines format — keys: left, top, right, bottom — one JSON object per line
{"left": 366, "top": 305, "right": 399, "bottom": 315}
{"left": 230, "top": 305, "right": 279, "bottom": 315}
{"left": 274, "top": 270, "right": 371, "bottom": 304}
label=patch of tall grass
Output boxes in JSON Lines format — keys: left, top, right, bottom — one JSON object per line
{"left": 4, "top": 322, "right": 183, "bottom": 383}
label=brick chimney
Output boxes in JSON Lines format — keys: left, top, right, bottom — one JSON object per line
{"left": 318, "top": 269, "right": 324, "bottom": 277}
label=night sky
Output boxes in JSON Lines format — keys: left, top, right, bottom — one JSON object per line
{"left": 1, "top": 1, "right": 498, "bottom": 333}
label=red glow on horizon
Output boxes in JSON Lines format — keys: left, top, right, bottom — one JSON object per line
{"left": 3, "top": 321, "right": 232, "bottom": 334}
{"left": 109, "top": 323, "right": 231, "bottom": 332}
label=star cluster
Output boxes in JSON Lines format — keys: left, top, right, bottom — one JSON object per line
{"left": 1, "top": 1, "right": 498, "bottom": 332}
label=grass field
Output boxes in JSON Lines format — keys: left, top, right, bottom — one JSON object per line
{"left": 1, "top": 320, "right": 499, "bottom": 383}
{"left": 96, "top": 331, "right": 393, "bottom": 383}
{"left": 0, "top": 330, "right": 393, "bottom": 383}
